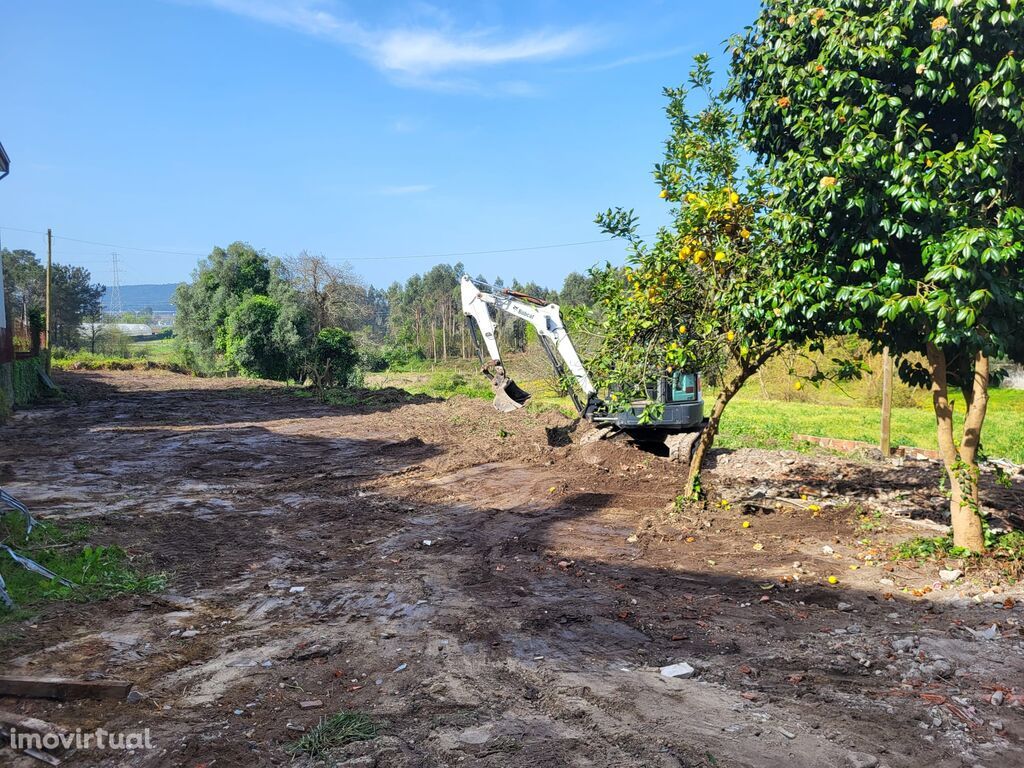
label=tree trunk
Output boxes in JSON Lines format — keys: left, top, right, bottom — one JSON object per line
{"left": 685, "top": 374, "right": 745, "bottom": 498}
{"left": 925, "top": 343, "right": 986, "bottom": 552}
{"left": 441, "top": 305, "right": 448, "bottom": 360}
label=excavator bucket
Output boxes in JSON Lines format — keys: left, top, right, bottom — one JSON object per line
{"left": 492, "top": 375, "right": 531, "bottom": 412}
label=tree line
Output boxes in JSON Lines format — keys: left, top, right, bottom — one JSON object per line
{"left": 172, "top": 242, "right": 596, "bottom": 380}
{"left": 1, "top": 248, "right": 104, "bottom": 350}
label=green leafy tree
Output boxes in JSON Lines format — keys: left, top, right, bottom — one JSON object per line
{"left": 1, "top": 249, "right": 45, "bottom": 326}
{"left": 225, "top": 295, "right": 285, "bottom": 379}
{"left": 731, "top": 0, "right": 1024, "bottom": 551}
{"left": 306, "top": 327, "right": 359, "bottom": 395}
{"left": 175, "top": 242, "right": 308, "bottom": 377}
{"left": 0, "top": 250, "right": 101, "bottom": 350}
{"left": 559, "top": 271, "right": 597, "bottom": 307}
{"left": 593, "top": 54, "right": 820, "bottom": 496}
{"left": 51, "top": 264, "right": 104, "bottom": 349}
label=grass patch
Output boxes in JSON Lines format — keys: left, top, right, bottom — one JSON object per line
{"left": 0, "top": 513, "right": 166, "bottom": 617}
{"left": 715, "top": 391, "right": 1024, "bottom": 463}
{"left": 129, "top": 335, "right": 180, "bottom": 364}
{"left": 893, "top": 530, "right": 1024, "bottom": 578}
{"left": 286, "top": 711, "right": 377, "bottom": 760}
{"left": 51, "top": 351, "right": 191, "bottom": 374}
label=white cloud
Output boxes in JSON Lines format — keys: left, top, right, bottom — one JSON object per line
{"left": 569, "top": 45, "right": 692, "bottom": 73}
{"left": 190, "top": 0, "right": 594, "bottom": 86}
{"left": 378, "top": 184, "right": 433, "bottom": 196}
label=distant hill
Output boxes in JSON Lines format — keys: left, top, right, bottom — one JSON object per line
{"left": 101, "top": 283, "right": 180, "bottom": 313}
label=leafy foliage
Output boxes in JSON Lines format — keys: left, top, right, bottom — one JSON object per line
{"left": 1, "top": 248, "right": 103, "bottom": 351}
{"left": 307, "top": 327, "right": 359, "bottom": 394}
{"left": 590, "top": 54, "right": 830, "bottom": 493}
{"left": 730, "top": 0, "right": 1024, "bottom": 373}
{"left": 174, "top": 242, "right": 309, "bottom": 378}
{"left": 730, "top": 0, "right": 1024, "bottom": 550}
{"left": 224, "top": 294, "right": 286, "bottom": 379}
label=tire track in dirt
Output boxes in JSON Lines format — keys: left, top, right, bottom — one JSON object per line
{"left": 0, "top": 370, "right": 1020, "bottom": 767}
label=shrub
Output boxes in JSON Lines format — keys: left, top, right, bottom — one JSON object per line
{"left": 308, "top": 327, "right": 358, "bottom": 393}
{"left": 225, "top": 295, "right": 286, "bottom": 379}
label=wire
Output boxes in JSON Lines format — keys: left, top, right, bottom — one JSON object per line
{"left": 0, "top": 225, "right": 637, "bottom": 265}
{"left": 338, "top": 236, "right": 631, "bottom": 262}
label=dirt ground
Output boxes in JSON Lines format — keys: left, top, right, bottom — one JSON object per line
{"left": 1, "top": 370, "right": 1022, "bottom": 768}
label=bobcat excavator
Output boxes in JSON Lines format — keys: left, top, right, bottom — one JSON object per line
{"left": 460, "top": 275, "right": 706, "bottom": 459}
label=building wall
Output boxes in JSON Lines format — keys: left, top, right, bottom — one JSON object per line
{"left": 1, "top": 259, "right": 14, "bottom": 413}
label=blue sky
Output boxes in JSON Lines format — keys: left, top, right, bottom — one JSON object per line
{"left": 1, "top": 0, "right": 758, "bottom": 290}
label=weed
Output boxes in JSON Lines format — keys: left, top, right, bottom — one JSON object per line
{"left": 0, "top": 513, "right": 167, "bottom": 615}
{"left": 286, "top": 711, "right": 377, "bottom": 759}
{"left": 893, "top": 530, "right": 1024, "bottom": 577}
{"left": 858, "top": 510, "right": 887, "bottom": 533}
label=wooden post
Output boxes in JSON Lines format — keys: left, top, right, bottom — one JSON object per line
{"left": 45, "top": 228, "right": 52, "bottom": 350}
{"left": 880, "top": 347, "right": 893, "bottom": 457}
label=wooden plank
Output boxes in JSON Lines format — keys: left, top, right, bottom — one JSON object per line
{"left": 0, "top": 676, "right": 132, "bottom": 701}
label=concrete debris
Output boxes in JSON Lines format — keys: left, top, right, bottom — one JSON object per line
{"left": 659, "top": 662, "right": 695, "bottom": 679}
{"left": 298, "top": 700, "right": 323, "bottom": 709}
{"left": 846, "top": 752, "right": 878, "bottom": 768}
{"left": 891, "top": 636, "right": 916, "bottom": 652}
{"left": 288, "top": 586, "right": 306, "bottom": 594}
{"left": 966, "top": 624, "right": 1000, "bottom": 641}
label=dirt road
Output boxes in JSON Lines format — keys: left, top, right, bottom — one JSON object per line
{"left": 1, "top": 371, "right": 1022, "bottom": 767}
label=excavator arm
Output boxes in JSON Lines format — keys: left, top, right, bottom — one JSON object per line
{"left": 460, "top": 275, "right": 597, "bottom": 414}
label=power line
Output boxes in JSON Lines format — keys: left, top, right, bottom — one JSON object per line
{"left": 1, "top": 225, "right": 637, "bottom": 266}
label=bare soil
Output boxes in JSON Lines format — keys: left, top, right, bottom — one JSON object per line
{"left": 1, "top": 370, "right": 1022, "bottom": 768}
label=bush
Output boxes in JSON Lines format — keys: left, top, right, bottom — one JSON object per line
{"left": 383, "top": 343, "right": 426, "bottom": 370}
{"left": 225, "top": 295, "right": 287, "bottom": 379}
{"left": 308, "top": 327, "right": 358, "bottom": 392}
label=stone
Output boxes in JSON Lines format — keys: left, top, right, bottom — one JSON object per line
{"left": 837, "top": 602, "right": 854, "bottom": 612}
{"left": 299, "top": 700, "right": 323, "bottom": 709}
{"left": 991, "top": 691, "right": 1004, "bottom": 706}
{"left": 180, "top": 630, "right": 199, "bottom": 638}
{"left": 939, "top": 569, "right": 962, "bottom": 583}
{"left": 846, "top": 751, "right": 879, "bottom": 768}
{"left": 126, "top": 689, "right": 145, "bottom": 704}
{"left": 458, "top": 727, "right": 490, "bottom": 745}
{"left": 660, "top": 662, "right": 695, "bottom": 679}
{"left": 891, "top": 636, "right": 916, "bottom": 652}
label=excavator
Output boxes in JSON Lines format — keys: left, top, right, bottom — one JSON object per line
{"left": 460, "top": 275, "right": 706, "bottom": 459}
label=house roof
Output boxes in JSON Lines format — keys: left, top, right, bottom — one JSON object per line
{"left": 0, "top": 141, "right": 9, "bottom": 181}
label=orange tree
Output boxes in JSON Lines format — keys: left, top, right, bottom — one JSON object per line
{"left": 731, "top": 1, "right": 1024, "bottom": 551}
{"left": 591, "top": 54, "right": 830, "bottom": 497}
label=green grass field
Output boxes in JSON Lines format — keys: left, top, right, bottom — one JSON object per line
{"left": 718, "top": 388, "right": 1024, "bottom": 463}
{"left": 129, "top": 335, "right": 179, "bottom": 363}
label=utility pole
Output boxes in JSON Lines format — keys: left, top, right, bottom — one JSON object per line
{"left": 45, "top": 228, "right": 52, "bottom": 350}
{"left": 880, "top": 347, "right": 893, "bottom": 458}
